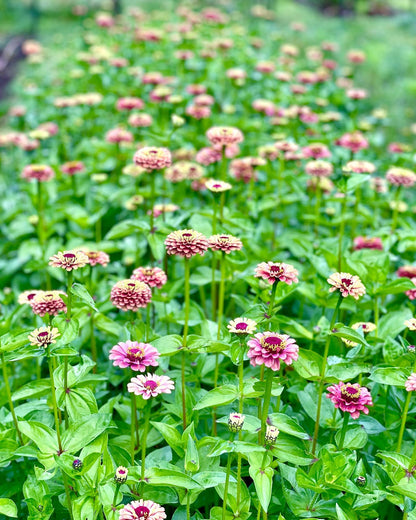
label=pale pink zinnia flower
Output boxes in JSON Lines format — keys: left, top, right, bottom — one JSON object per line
{"left": 110, "top": 279, "right": 152, "bottom": 311}
{"left": 127, "top": 373, "right": 175, "bottom": 399}
{"left": 255, "top": 262, "right": 299, "bottom": 285}
{"left": 326, "top": 382, "right": 373, "bottom": 419}
{"left": 302, "top": 143, "right": 331, "bottom": 159}
{"left": 18, "top": 290, "right": 41, "bottom": 305}
{"left": 84, "top": 251, "right": 110, "bottom": 267}
{"left": 206, "top": 126, "right": 244, "bottom": 147}
{"left": 247, "top": 332, "right": 299, "bottom": 371}
{"left": 131, "top": 267, "right": 167, "bottom": 289}
{"left": 195, "top": 147, "right": 222, "bottom": 165}
{"left": 209, "top": 234, "right": 243, "bottom": 254}
{"left": 305, "top": 160, "right": 333, "bottom": 177}
{"left": 343, "top": 160, "right": 376, "bottom": 174}
{"left": 49, "top": 250, "right": 89, "bottom": 271}
{"left": 336, "top": 132, "right": 368, "bottom": 153}
{"left": 406, "top": 374, "right": 416, "bottom": 392}
{"left": 61, "top": 161, "right": 85, "bottom": 176}
{"left": 31, "top": 291, "right": 67, "bottom": 317}
{"left": 105, "top": 128, "right": 133, "bottom": 144}
{"left": 386, "top": 167, "right": 416, "bottom": 187}
{"left": 205, "top": 179, "right": 232, "bottom": 192}
{"left": 134, "top": 147, "right": 172, "bottom": 170}
{"left": 21, "top": 164, "right": 55, "bottom": 182}
{"left": 228, "top": 317, "right": 257, "bottom": 335}
{"left": 116, "top": 97, "right": 144, "bottom": 111}
{"left": 404, "top": 318, "right": 416, "bottom": 331}
{"left": 109, "top": 341, "right": 160, "bottom": 371}
{"left": 28, "top": 326, "right": 60, "bottom": 348}
{"left": 353, "top": 237, "right": 383, "bottom": 251}
{"left": 405, "top": 278, "right": 416, "bottom": 301}
{"left": 119, "top": 500, "right": 167, "bottom": 520}
{"left": 397, "top": 266, "right": 416, "bottom": 279}
{"left": 327, "top": 272, "right": 366, "bottom": 299}
{"left": 165, "top": 229, "right": 209, "bottom": 258}
{"left": 128, "top": 113, "right": 153, "bottom": 128}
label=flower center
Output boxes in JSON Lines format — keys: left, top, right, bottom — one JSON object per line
{"left": 341, "top": 384, "right": 361, "bottom": 401}
{"left": 38, "top": 331, "right": 49, "bottom": 338}
{"left": 127, "top": 346, "right": 144, "bottom": 360}
{"left": 145, "top": 380, "right": 158, "bottom": 391}
{"left": 134, "top": 506, "right": 150, "bottom": 519}
{"left": 341, "top": 278, "right": 353, "bottom": 287}
{"left": 235, "top": 322, "right": 248, "bottom": 330}
{"left": 261, "top": 335, "right": 284, "bottom": 352}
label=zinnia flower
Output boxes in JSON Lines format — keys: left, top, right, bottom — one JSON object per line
{"left": 405, "top": 374, "right": 416, "bottom": 392}
{"left": 228, "top": 317, "right": 257, "bottom": 335}
{"left": 305, "top": 160, "right": 333, "bottom": 177}
{"left": 206, "top": 126, "right": 244, "bottom": 146}
{"left": 31, "top": 291, "right": 67, "bottom": 317}
{"left": 343, "top": 160, "right": 376, "bottom": 174}
{"left": 109, "top": 341, "right": 159, "bottom": 371}
{"left": 115, "top": 466, "right": 128, "bottom": 483}
{"left": 119, "top": 500, "right": 167, "bottom": 520}
{"left": 28, "top": 326, "right": 60, "bottom": 347}
{"left": 105, "top": 128, "right": 133, "bottom": 143}
{"left": 398, "top": 266, "right": 416, "bottom": 278}
{"left": 353, "top": 237, "right": 383, "bottom": 251}
{"left": 134, "top": 147, "right": 172, "bottom": 170}
{"left": 110, "top": 280, "right": 152, "bottom": 311}
{"left": 247, "top": 332, "right": 299, "bottom": 371}
{"left": 209, "top": 234, "right": 243, "bottom": 254}
{"left": 205, "top": 179, "right": 232, "bottom": 192}
{"left": 127, "top": 374, "right": 175, "bottom": 399}
{"left": 49, "top": 250, "right": 89, "bottom": 271}
{"left": 386, "top": 167, "right": 416, "bottom": 187}
{"left": 405, "top": 318, "right": 416, "bottom": 331}
{"left": 265, "top": 425, "right": 280, "bottom": 444}
{"left": 18, "top": 290, "right": 41, "bottom": 305}
{"left": 83, "top": 250, "right": 110, "bottom": 267}
{"left": 327, "top": 272, "right": 366, "bottom": 299}
{"left": 131, "top": 267, "right": 167, "bottom": 289}
{"left": 165, "top": 229, "right": 209, "bottom": 258}
{"left": 326, "top": 382, "right": 373, "bottom": 419}
{"left": 21, "top": 164, "right": 54, "bottom": 182}
{"left": 255, "top": 262, "right": 299, "bottom": 285}
{"left": 405, "top": 278, "right": 416, "bottom": 301}
{"left": 61, "top": 161, "right": 85, "bottom": 176}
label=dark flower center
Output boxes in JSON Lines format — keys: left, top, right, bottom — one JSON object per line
{"left": 134, "top": 506, "right": 150, "bottom": 518}
{"left": 341, "top": 384, "right": 361, "bottom": 401}
{"left": 38, "top": 332, "right": 49, "bottom": 338}
{"left": 235, "top": 322, "right": 248, "bottom": 330}
{"left": 145, "top": 380, "right": 158, "bottom": 391}
{"left": 127, "top": 347, "right": 144, "bottom": 361}
{"left": 341, "top": 278, "right": 352, "bottom": 287}
{"left": 262, "top": 335, "right": 284, "bottom": 352}
{"left": 27, "top": 293, "right": 36, "bottom": 300}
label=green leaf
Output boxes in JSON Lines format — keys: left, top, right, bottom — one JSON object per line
{"left": 346, "top": 174, "right": 370, "bottom": 193}
{"left": 147, "top": 468, "right": 201, "bottom": 489}
{"left": 388, "top": 482, "right": 416, "bottom": 501}
{"left": 375, "top": 278, "right": 416, "bottom": 296}
{"left": 369, "top": 367, "right": 407, "bottom": 387}
{"left": 13, "top": 379, "right": 50, "bottom": 401}
{"left": 0, "top": 499, "right": 17, "bottom": 518}
{"left": 152, "top": 335, "right": 183, "bottom": 356}
{"left": 105, "top": 219, "right": 150, "bottom": 240}
{"left": 249, "top": 466, "right": 273, "bottom": 512}
{"left": 62, "top": 413, "right": 112, "bottom": 453}
{"left": 0, "top": 330, "right": 31, "bottom": 353}
{"left": 379, "top": 309, "right": 412, "bottom": 339}
{"left": 330, "top": 323, "right": 369, "bottom": 346}
{"left": 151, "top": 422, "right": 184, "bottom": 457}
{"left": 193, "top": 385, "right": 238, "bottom": 410}
{"left": 71, "top": 283, "right": 98, "bottom": 311}
{"left": 185, "top": 435, "right": 200, "bottom": 473}
{"left": 268, "top": 413, "right": 309, "bottom": 440}
{"left": 335, "top": 426, "right": 368, "bottom": 450}
{"left": 293, "top": 350, "right": 322, "bottom": 380}
{"left": 94, "top": 314, "right": 124, "bottom": 337}
{"left": 19, "top": 421, "right": 59, "bottom": 454}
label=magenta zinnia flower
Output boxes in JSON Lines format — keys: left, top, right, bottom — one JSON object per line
{"left": 165, "top": 229, "right": 209, "bottom": 258}
{"left": 119, "top": 499, "right": 167, "bottom": 520}
{"left": 110, "top": 279, "right": 152, "bottom": 311}
{"left": 131, "top": 267, "right": 167, "bottom": 289}
{"left": 109, "top": 341, "right": 159, "bottom": 371}
{"left": 327, "top": 272, "right": 366, "bottom": 299}
{"left": 326, "top": 382, "right": 373, "bottom": 419}
{"left": 353, "top": 236, "right": 383, "bottom": 251}
{"left": 247, "top": 332, "right": 299, "bottom": 371}
{"left": 127, "top": 373, "right": 175, "bottom": 399}
{"left": 255, "top": 261, "right": 299, "bottom": 285}
{"left": 406, "top": 374, "right": 416, "bottom": 392}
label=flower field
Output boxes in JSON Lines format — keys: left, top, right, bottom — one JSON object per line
{"left": 1, "top": 2, "right": 416, "bottom": 519}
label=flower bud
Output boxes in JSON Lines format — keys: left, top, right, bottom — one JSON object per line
{"left": 72, "top": 459, "right": 83, "bottom": 471}
{"left": 356, "top": 475, "right": 366, "bottom": 487}
{"left": 115, "top": 466, "right": 128, "bottom": 483}
{"left": 265, "top": 425, "right": 279, "bottom": 445}
{"left": 228, "top": 413, "right": 245, "bottom": 433}
{"left": 172, "top": 115, "right": 185, "bottom": 127}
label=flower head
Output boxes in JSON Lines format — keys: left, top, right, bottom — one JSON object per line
{"left": 61, "top": 161, "right": 85, "bottom": 176}
{"left": 405, "top": 278, "right": 416, "bottom": 301}
{"left": 127, "top": 374, "right": 175, "bottom": 399}
{"left": 206, "top": 126, "right": 244, "bottom": 146}
{"left": 21, "top": 164, "right": 54, "bottom": 182}
{"left": 105, "top": 128, "right": 133, "bottom": 143}
{"left": 49, "top": 250, "right": 89, "bottom": 271}
{"left": 83, "top": 250, "right": 110, "bottom": 267}
{"left": 327, "top": 272, "right": 366, "bottom": 299}
{"left": 406, "top": 374, "right": 416, "bottom": 392}
{"left": 165, "top": 229, "right": 209, "bottom": 258}
{"left": 28, "top": 326, "right": 60, "bottom": 348}
{"left": 255, "top": 261, "right": 299, "bottom": 285}
{"left": 305, "top": 160, "right": 333, "bottom": 178}
{"left": 247, "top": 332, "right": 299, "bottom": 371}
{"left": 119, "top": 499, "right": 167, "bottom": 520}
{"left": 109, "top": 341, "right": 159, "bottom": 372}
{"left": 228, "top": 317, "right": 257, "bottom": 335}
{"left": 131, "top": 267, "right": 167, "bottom": 289}
{"left": 209, "top": 234, "right": 243, "bottom": 254}
{"left": 18, "top": 290, "right": 41, "bottom": 305}
{"left": 353, "top": 237, "right": 383, "bottom": 251}
{"left": 228, "top": 413, "right": 245, "bottom": 432}
{"left": 134, "top": 147, "right": 172, "bottom": 170}
{"left": 31, "top": 291, "right": 67, "bottom": 317}
{"left": 405, "top": 318, "right": 416, "bottom": 331}
{"left": 343, "top": 160, "right": 376, "bottom": 174}
{"left": 110, "top": 280, "right": 152, "bottom": 311}
{"left": 265, "top": 425, "right": 280, "bottom": 445}
{"left": 115, "top": 466, "right": 128, "bottom": 483}
{"left": 326, "top": 382, "right": 373, "bottom": 419}
{"left": 386, "top": 167, "right": 416, "bottom": 187}
{"left": 205, "top": 179, "right": 232, "bottom": 193}
{"left": 398, "top": 266, "right": 416, "bottom": 279}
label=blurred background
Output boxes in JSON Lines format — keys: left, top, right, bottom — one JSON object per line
{"left": 0, "top": 0, "right": 415, "bottom": 139}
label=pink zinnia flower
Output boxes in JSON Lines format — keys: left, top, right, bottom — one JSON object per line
{"left": 84, "top": 251, "right": 110, "bottom": 267}
{"left": 110, "top": 279, "right": 152, "bottom": 311}
{"left": 205, "top": 179, "right": 232, "bottom": 193}
{"left": 116, "top": 97, "right": 144, "bottom": 111}
{"left": 61, "top": 161, "right": 85, "bottom": 176}
{"left": 305, "top": 160, "right": 333, "bottom": 177}
{"left": 49, "top": 250, "right": 89, "bottom": 271}
{"left": 109, "top": 341, "right": 159, "bottom": 371}
{"left": 18, "top": 290, "right": 41, "bottom": 305}
{"left": 186, "top": 104, "right": 211, "bottom": 119}
{"left": 209, "top": 234, "right": 243, "bottom": 254}
{"left": 21, "top": 164, "right": 54, "bottom": 182}
{"left": 247, "top": 332, "right": 299, "bottom": 371}
{"left": 206, "top": 126, "right": 244, "bottom": 146}
{"left": 105, "top": 128, "right": 133, "bottom": 144}
{"left": 195, "top": 147, "right": 222, "bottom": 165}
{"left": 31, "top": 291, "right": 67, "bottom": 317}
{"left": 131, "top": 267, "right": 167, "bottom": 289}
{"left": 327, "top": 272, "right": 366, "bottom": 299}
{"left": 326, "top": 382, "right": 373, "bottom": 419}
{"left": 302, "top": 143, "right": 331, "bottom": 159}
{"left": 255, "top": 262, "right": 299, "bottom": 285}
{"left": 406, "top": 374, "right": 416, "bottom": 392}
{"left": 343, "top": 160, "right": 376, "bottom": 174}
{"left": 353, "top": 237, "right": 383, "bottom": 251}
{"left": 127, "top": 373, "right": 175, "bottom": 399}
{"left": 134, "top": 147, "right": 172, "bottom": 170}
{"left": 386, "top": 167, "right": 416, "bottom": 187}
{"left": 165, "top": 229, "right": 209, "bottom": 258}
{"left": 336, "top": 132, "right": 368, "bottom": 153}
{"left": 128, "top": 113, "right": 153, "bottom": 128}
{"left": 405, "top": 278, "right": 416, "bottom": 301}
{"left": 397, "top": 266, "right": 416, "bottom": 278}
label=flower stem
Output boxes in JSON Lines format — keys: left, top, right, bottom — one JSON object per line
{"left": 186, "top": 490, "right": 191, "bottom": 520}
{"left": 391, "top": 185, "right": 402, "bottom": 234}
{"left": 338, "top": 194, "right": 347, "bottom": 271}
{"left": 222, "top": 452, "right": 233, "bottom": 520}
{"left": 217, "top": 252, "right": 226, "bottom": 340}
{"left": 150, "top": 172, "right": 156, "bottom": 232}
{"left": 397, "top": 390, "right": 412, "bottom": 452}
{"left": 1, "top": 353, "right": 23, "bottom": 444}
{"left": 112, "top": 483, "right": 121, "bottom": 507}
{"left": 47, "top": 356, "right": 63, "bottom": 452}
{"left": 314, "top": 185, "right": 321, "bottom": 237}
{"left": 145, "top": 305, "right": 151, "bottom": 342}
{"left": 90, "top": 313, "right": 97, "bottom": 373}
{"left": 130, "top": 393, "right": 136, "bottom": 465}
{"left": 267, "top": 283, "right": 278, "bottom": 321}
{"left": 140, "top": 405, "right": 151, "bottom": 494}
{"left": 260, "top": 368, "right": 274, "bottom": 440}
{"left": 182, "top": 257, "right": 190, "bottom": 430}
{"left": 337, "top": 413, "right": 350, "bottom": 450}
{"left": 221, "top": 146, "right": 227, "bottom": 181}
{"left": 311, "top": 294, "right": 343, "bottom": 455}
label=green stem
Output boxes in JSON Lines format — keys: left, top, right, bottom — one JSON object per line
{"left": 130, "top": 393, "right": 136, "bottom": 465}
{"left": 267, "top": 283, "right": 278, "bottom": 321}
{"left": 391, "top": 185, "right": 402, "bottom": 234}
{"left": 311, "top": 294, "right": 343, "bottom": 455}
{"left": 338, "top": 193, "right": 347, "bottom": 271}
{"left": 337, "top": 413, "right": 350, "bottom": 450}
{"left": 374, "top": 295, "right": 379, "bottom": 329}
{"left": 67, "top": 270, "right": 73, "bottom": 320}
{"left": 217, "top": 253, "right": 226, "bottom": 340}
{"left": 186, "top": 490, "right": 191, "bottom": 520}
{"left": 261, "top": 369, "right": 274, "bottom": 441}
{"left": 140, "top": 405, "right": 151, "bottom": 494}
{"left": 397, "top": 390, "right": 412, "bottom": 452}
{"left": 145, "top": 305, "right": 151, "bottom": 342}
{"left": 150, "top": 172, "right": 156, "bottom": 231}
{"left": 112, "top": 483, "right": 121, "bottom": 507}
{"left": 221, "top": 146, "right": 227, "bottom": 181}
{"left": 90, "top": 313, "right": 97, "bottom": 373}
{"left": 222, "top": 453, "right": 233, "bottom": 520}
{"left": 48, "top": 356, "right": 63, "bottom": 452}
{"left": 314, "top": 185, "right": 321, "bottom": 237}
{"left": 1, "top": 353, "right": 23, "bottom": 444}
{"left": 182, "top": 257, "right": 190, "bottom": 430}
